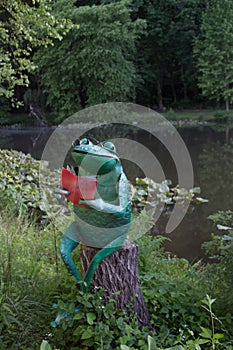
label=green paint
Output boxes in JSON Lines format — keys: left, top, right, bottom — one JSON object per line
{"left": 60, "top": 138, "right": 131, "bottom": 291}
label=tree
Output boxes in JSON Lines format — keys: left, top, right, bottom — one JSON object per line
{"left": 34, "top": 0, "right": 145, "bottom": 119}
{"left": 0, "top": 0, "right": 71, "bottom": 104}
{"left": 194, "top": 0, "right": 233, "bottom": 112}
{"left": 133, "top": 0, "right": 206, "bottom": 109}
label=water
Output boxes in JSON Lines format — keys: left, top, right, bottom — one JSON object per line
{"left": 0, "top": 124, "right": 232, "bottom": 261}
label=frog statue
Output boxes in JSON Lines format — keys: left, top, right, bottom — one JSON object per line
{"left": 53, "top": 137, "right": 131, "bottom": 324}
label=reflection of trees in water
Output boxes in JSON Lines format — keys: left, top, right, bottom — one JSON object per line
{"left": 198, "top": 139, "right": 233, "bottom": 212}
{"left": 82, "top": 123, "right": 138, "bottom": 142}
{"left": 207, "top": 124, "right": 233, "bottom": 144}
{"left": 29, "top": 129, "right": 53, "bottom": 159}
{"left": 0, "top": 129, "right": 53, "bottom": 159}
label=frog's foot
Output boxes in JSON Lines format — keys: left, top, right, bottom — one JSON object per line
{"left": 51, "top": 303, "right": 82, "bottom": 328}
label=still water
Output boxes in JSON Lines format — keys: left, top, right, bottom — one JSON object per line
{"left": 0, "top": 123, "right": 232, "bottom": 261}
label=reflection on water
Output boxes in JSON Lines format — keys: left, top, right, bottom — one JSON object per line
{"left": 162, "top": 126, "right": 233, "bottom": 261}
{"left": 0, "top": 124, "right": 232, "bottom": 261}
{"left": 0, "top": 128, "right": 54, "bottom": 159}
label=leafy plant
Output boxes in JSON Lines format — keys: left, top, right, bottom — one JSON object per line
{"left": 194, "top": 0, "right": 233, "bottom": 111}
{"left": 208, "top": 210, "right": 233, "bottom": 228}
{"left": 132, "top": 177, "right": 208, "bottom": 209}
{"left": 203, "top": 211, "right": 233, "bottom": 339}
{"left": 34, "top": 0, "right": 146, "bottom": 119}
{"left": 1, "top": 150, "right": 233, "bottom": 349}
{"left": 51, "top": 289, "right": 151, "bottom": 350}
{"left": 1, "top": 0, "right": 72, "bottom": 104}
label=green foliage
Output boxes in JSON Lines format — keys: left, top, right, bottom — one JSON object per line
{"left": 208, "top": 210, "right": 233, "bottom": 227}
{"left": 0, "top": 149, "right": 41, "bottom": 214}
{"left": 118, "top": 296, "right": 225, "bottom": 350}
{"left": 0, "top": 208, "right": 232, "bottom": 349}
{"left": 0, "top": 0, "right": 72, "bottom": 105}
{"left": 50, "top": 289, "right": 151, "bottom": 350}
{"left": 34, "top": 0, "right": 145, "bottom": 120}
{"left": 42, "top": 235, "right": 231, "bottom": 349}
{"left": 0, "top": 210, "right": 66, "bottom": 349}
{"left": 5, "top": 0, "right": 233, "bottom": 113}
{"left": 0, "top": 149, "right": 69, "bottom": 227}
{"left": 132, "top": 177, "right": 207, "bottom": 209}
{"left": 194, "top": 0, "right": 233, "bottom": 111}
{"left": 0, "top": 149, "right": 233, "bottom": 348}
{"left": 137, "top": 237, "right": 212, "bottom": 346}
{"left": 213, "top": 112, "right": 229, "bottom": 123}
{"left": 203, "top": 211, "right": 233, "bottom": 327}
{"left": 134, "top": 0, "right": 206, "bottom": 108}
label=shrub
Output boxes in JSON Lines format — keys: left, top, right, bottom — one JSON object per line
{"left": 203, "top": 211, "right": 233, "bottom": 337}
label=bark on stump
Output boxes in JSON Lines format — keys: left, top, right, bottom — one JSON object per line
{"left": 81, "top": 240, "right": 150, "bottom": 328}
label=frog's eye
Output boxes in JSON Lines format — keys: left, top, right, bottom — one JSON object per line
{"left": 80, "top": 138, "right": 89, "bottom": 145}
{"left": 72, "top": 138, "right": 80, "bottom": 147}
{"left": 103, "top": 141, "right": 116, "bottom": 153}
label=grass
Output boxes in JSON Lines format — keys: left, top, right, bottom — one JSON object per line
{"left": 0, "top": 203, "right": 232, "bottom": 349}
{"left": 164, "top": 109, "right": 233, "bottom": 122}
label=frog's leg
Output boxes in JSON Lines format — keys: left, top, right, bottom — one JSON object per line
{"left": 60, "top": 223, "right": 83, "bottom": 287}
{"left": 83, "top": 234, "right": 126, "bottom": 293}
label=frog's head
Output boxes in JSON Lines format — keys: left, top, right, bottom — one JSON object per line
{"left": 71, "top": 138, "right": 119, "bottom": 175}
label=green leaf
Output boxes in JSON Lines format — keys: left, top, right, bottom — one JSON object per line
{"left": 73, "top": 312, "right": 83, "bottom": 320}
{"left": 198, "top": 338, "right": 210, "bottom": 344}
{"left": 148, "top": 335, "right": 157, "bottom": 350}
{"left": 213, "top": 333, "right": 224, "bottom": 339}
{"left": 86, "top": 312, "right": 96, "bottom": 325}
{"left": 120, "top": 346, "right": 131, "bottom": 350}
{"left": 199, "top": 326, "right": 212, "bottom": 339}
{"left": 81, "top": 328, "right": 94, "bottom": 340}
{"left": 195, "top": 197, "right": 209, "bottom": 203}
{"left": 40, "top": 340, "right": 52, "bottom": 350}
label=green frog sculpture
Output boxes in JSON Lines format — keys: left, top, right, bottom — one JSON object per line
{"left": 52, "top": 137, "right": 131, "bottom": 327}
{"left": 51, "top": 138, "right": 131, "bottom": 327}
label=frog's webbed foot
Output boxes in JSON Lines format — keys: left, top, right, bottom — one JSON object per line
{"left": 83, "top": 235, "right": 126, "bottom": 293}
{"left": 51, "top": 303, "right": 82, "bottom": 328}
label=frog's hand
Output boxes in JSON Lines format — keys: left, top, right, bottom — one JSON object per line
{"left": 60, "top": 226, "right": 83, "bottom": 286}
{"left": 83, "top": 234, "right": 126, "bottom": 293}
{"left": 81, "top": 173, "right": 130, "bottom": 214}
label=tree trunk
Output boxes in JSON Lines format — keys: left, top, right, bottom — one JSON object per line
{"left": 157, "top": 69, "right": 163, "bottom": 111}
{"left": 226, "top": 97, "right": 230, "bottom": 112}
{"left": 171, "top": 79, "right": 177, "bottom": 105}
{"left": 181, "top": 64, "right": 188, "bottom": 99}
{"left": 29, "top": 103, "right": 48, "bottom": 126}
{"left": 81, "top": 240, "right": 150, "bottom": 328}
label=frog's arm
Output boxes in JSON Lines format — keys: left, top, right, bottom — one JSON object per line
{"left": 81, "top": 173, "right": 129, "bottom": 214}
{"left": 60, "top": 223, "right": 83, "bottom": 286}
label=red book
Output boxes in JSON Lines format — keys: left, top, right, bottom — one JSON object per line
{"left": 61, "top": 167, "right": 97, "bottom": 205}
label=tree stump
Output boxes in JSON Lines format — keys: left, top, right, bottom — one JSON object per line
{"left": 81, "top": 240, "right": 150, "bottom": 328}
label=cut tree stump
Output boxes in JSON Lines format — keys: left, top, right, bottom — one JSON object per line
{"left": 81, "top": 240, "right": 150, "bottom": 328}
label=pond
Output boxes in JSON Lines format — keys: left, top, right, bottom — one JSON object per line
{"left": 0, "top": 123, "right": 232, "bottom": 261}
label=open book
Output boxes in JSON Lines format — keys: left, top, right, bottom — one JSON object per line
{"left": 60, "top": 167, "right": 97, "bottom": 205}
